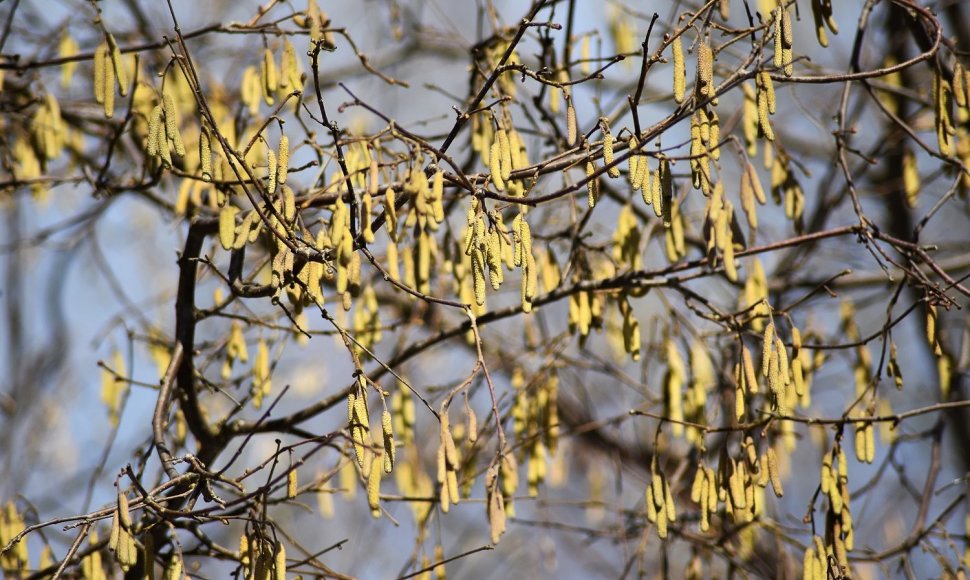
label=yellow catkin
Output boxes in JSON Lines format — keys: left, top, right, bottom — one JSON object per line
{"left": 163, "top": 92, "right": 185, "bottom": 156}
{"left": 102, "top": 45, "right": 115, "bottom": 118}
{"left": 742, "top": 345, "right": 759, "bottom": 393}
{"left": 580, "top": 35, "right": 591, "bottom": 75}
{"left": 266, "top": 149, "right": 278, "bottom": 194}
{"left": 699, "top": 476, "right": 710, "bottom": 531}
{"left": 935, "top": 73, "right": 954, "bottom": 156}
{"left": 767, "top": 446, "right": 783, "bottom": 496}
{"left": 431, "top": 169, "right": 445, "bottom": 223}
{"left": 59, "top": 33, "right": 79, "bottom": 88}
{"left": 953, "top": 61, "right": 967, "bottom": 109}
{"left": 382, "top": 409, "right": 395, "bottom": 473}
{"left": 761, "top": 71, "right": 776, "bottom": 114}
{"left": 774, "top": 8, "right": 784, "bottom": 69}
{"left": 219, "top": 205, "right": 238, "bottom": 250}
{"left": 757, "top": 75, "right": 775, "bottom": 141}
{"left": 802, "top": 544, "right": 816, "bottom": 580}
{"left": 603, "top": 131, "right": 619, "bottom": 178}
{"left": 566, "top": 97, "right": 578, "bottom": 146}
{"left": 287, "top": 468, "right": 298, "bottom": 498}
{"left": 697, "top": 39, "right": 714, "bottom": 98}
{"left": 664, "top": 479, "right": 676, "bottom": 522}
{"left": 775, "top": 337, "right": 790, "bottom": 387}
{"left": 94, "top": 43, "right": 107, "bottom": 105}
{"left": 743, "top": 83, "right": 759, "bottom": 154}
{"left": 472, "top": 247, "right": 487, "bottom": 306}
{"left": 273, "top": 542, "right": 287, "bottom": 580}
{"left": 282, "top": 38, "right": 302, "bottom": 90}
{"left": 496, "top": 128, "right": 512, "bottom": 181}
{"left": 109, "top": 507, "right": 121, "bottom": 553}
{"left": 811, "top": 0, "right": 838, "bottom": 47}
{"left": 200, "top": 126, "right": 213, "bottom": 182}
{"left": 782, "top": 9, "right": 794, "bottom": 75}
{"left": 549, "top": 85, "right": 562, "bottom": 114}
{"left": 691, "top": 467, "right": 707, "bottom": 507}
{"left": 586, "top": 160, "right": 599, "bottom": 208}
{"left": 489, "top": 140, "right": 505, "bottom": 191}
{"left": 262, "top": 47, "right": 278, "bottom": 105}
{"left": 651, "top": 165, "right": 662, "bottom": 216}
{"left": 672, "top": 35, "right": 686, "bottom": 103}
{"left": 747, "top": 161, "right": 767, "bottom": 204}
{"left": 367, "top": 455, "right": 382, "bottom": 516}
{"left": 242, "top": 65, "right": 260, "bottom": 115}
{"left": 277, "top": 135, "right": 289, "bottom": 184}
{"left": 155, "top": 107, "right": 172, "bottom": 167}
{"left": 820, "top": 452, "right": 832, "bottom": 495}
{"left": 645, "top": 483, "right": 658, "bottom": 522}
{"left": 901, "top": 148, "right": 919, "bottom": 207}
{"left": 629, "top": 135, "right": 642, "bottom": 188}
{"left": 106, "top": 34, "right": 128, "bottom": 96}
{"left": 762, "top": 322, "right": 775, "bottom": 377}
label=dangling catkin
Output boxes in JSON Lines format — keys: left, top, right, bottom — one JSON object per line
{"left": 200, "top": 126, "right": 213, "bottom": 182}
{"left": 586, "top": 159, "right": 599, "bottom": 208}
{"left": 603, "top": 131, "right": 619, "bottom": 178}
{"left": 490, "top": 140, "right": 505, "bottom": 191}
{"left": 566, "top": 96, "right": 577, "bottom": 146}
{"left": 773, "top": 8, "right": 784, "bottom": 69}
{"left": 766, "top": 447, "right": 783, "bottom": 497}
{"left": 266, "top": 149, "right": 278, "bottom": 194}
{"left": 697, "top": 38, "right": 714, "bottom": 98}
{"left": 106, "top": 34, "right": 128, "bottom": 97}
{"left": 219, "top": 205, "right": 238, "bottom": 250}
{"left": 102, "top": 46, "right": 115, "bottom": 118}
{"left": 277, "top": 135, "right": 289, "bottom": 184}
{"left": 93, "top": 43, "right": 107, "bottom": 106}
{"left": 672, "top": 35, "right": 686, "bottom": 103}
{"left": 163, "top": 92, "right": 185, "bottom": 156}
{"left": 381, "top": 409, "right": 395, "bottom": 472}
{"left": 262, "top": 47, "right": 277, "bottom": 105}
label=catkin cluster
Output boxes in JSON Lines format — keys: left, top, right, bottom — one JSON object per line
{"left": 820, "top": 446, "right": 853, "bottom": 571}
{"left": 612, "top": 204, "right": 642, "bottom": 271}
{"left": 512, "top": 212, "right": 538, "bottom": 313}
{"left": 31, "top": 94, "right": 66, "bottom": 162}
{"left": 93, "top": 34, "right": 129, "bottom": 119}
{"left": 773, "top": 7, "right": 794, "bottom": 77}
{"left": 628, "top": 135, "right": 649, "bottom": 194}
{"left": 704, "top": 181, "right": 740, "bottom": 282}
{"left": 250, "top": 339, "right": 272, "bottom": 408}
{"left": 510, "top": 368, "right": 560, "bottom": 495}
{"left": 568, "top": 287, "right": 601, "bottom": 338}
{"left": 645, "top": 459, "right": 677, "bottom": 540}
{"left": 107, "top": 493, "right": 139, "bottom": 572}
{"left": 239, "top": 533, "right": 287, "bottom": 580}
{"left": 756, "top": 72, "right": 776, "bottom": 142}
{"left": 689, "top": 106, "right": 720, "bottom": 193}
{"left": 811, "top": 0, "right": 839, "bottom": 47}
{"left": 614, "top": 296, "right": 641, "bottom": 361}
{"left": 436, "top": 407, "right": 461, "bottom": 513}
{"left": 146, "top": 89, "right": 186, "bottom": 169}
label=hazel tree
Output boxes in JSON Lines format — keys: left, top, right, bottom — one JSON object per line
{"left": 1, "top": 0, "right": 970, "bottom": 578}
